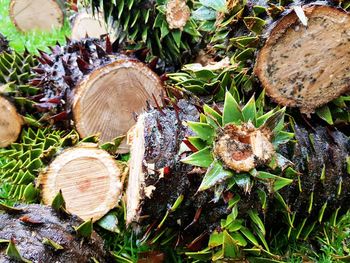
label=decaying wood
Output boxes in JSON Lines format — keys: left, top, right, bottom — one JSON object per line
{"left": 38, "top": 144, "right": 123, "bottom": 222}
{"left": 0, "top": 96, "right": 22, "bottom": 147}
{"left": 73, "top": 59, "right": 163, "bottom": 152}
{"left": 255, "top": 5, "right": 350, "bottom": 114}
{"left": 71, "top": 12, "right": 115, "bottom": 41}
{"left": 9, "top": 0, "right": 65, "bottom": 32}
{"left": 214, "top": 122, "right": 275, "bottom": 173}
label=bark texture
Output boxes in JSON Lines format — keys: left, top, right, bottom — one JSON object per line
{"left": 0, "top": 204, "right": 110, "bottom": 262}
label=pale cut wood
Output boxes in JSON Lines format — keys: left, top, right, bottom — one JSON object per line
{"left": 126, "top": 115, "right": 146, "bottom": 225}
{"left": 9, "top": 0, "right": 64, "bottom": 32}
{"left": 38, "top": 144, "right": 123, "bottom": 222}
{"left": 71, "top": 12, "right": 115, "bottom": 41}
{"left": 72, "top": 59, "right": 163, "bottom": 152}
{"left": 0, "top": 96, "right": 22, "bottom": 147}
{"left": 254, "top": 5, "right": 350, "bottom": 114}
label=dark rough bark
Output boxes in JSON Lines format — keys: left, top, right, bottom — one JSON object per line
{"left": 279, "top": 125, "right": 350, "bottom": 220}
{"left": 0, "top": 34, "right": 10, "bottom": 54}
{"left": 142, "top": 100, "right": 199, "bottom": 169}
{"left": 0, "top": 204, "right": 110, "bottom": 263}
{"left": 129, "top": 97, "right": 350, "bottom": 246}
{"left": 127, "top": 100, "right": 229, "bottom": 241}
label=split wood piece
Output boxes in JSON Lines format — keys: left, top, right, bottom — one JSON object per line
{"left": 71, "top": 12, "right": 115, "bottom": 41}
{"left": 38, "top": 144, "right": 123, "bottom": 222}
{"left": 9, "top": 0, "right": 64, "bottom": 32}
{"left": 254, "top": 5, "right": 350, "bottom": 114}
{"left": 72, "top": 59, "right": 163, "bottom": 153}
{"left": 125, "top": 100, "right": 201, "bottom": 226}
{"left": 0, "top": 96, "right": 22, "bottom": 147}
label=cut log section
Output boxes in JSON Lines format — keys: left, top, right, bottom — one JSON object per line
{"left": 73, "top": 59, "right": 163, "bottom": 152}
{"left": 31, "top": 38, "right": 164, "bottom": 152}
{"left": 38, "top": 144, "right": 123, "bottom": 222}
{"left": 71, "top": 12, "right": 115, "bottom": 41}
{"left": 254, "top": 5, "right": 350, "bottom": 114}
{"left": 9, "top": 0, "right": 64, "bottom": 32}
{"left": 0, "top": 96, "right": 22, "bottom": 147}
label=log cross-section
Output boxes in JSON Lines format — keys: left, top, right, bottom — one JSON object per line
{"left": 0, "top": 96, "right": 22, "bottom": 147}
{"left": 254, "top": 5, "right": 350, "bottom": 114}
{"left": 72, "top": 59, "right": 163, "bottom": 152}
{"left": 9, "top": 0, "right": 64, "bottom": 32}
{"left": 71, "top": 12, "right": 114, "bottom": 41}
{"left": 38, "top": 144, "right": 123, "bottom": 222}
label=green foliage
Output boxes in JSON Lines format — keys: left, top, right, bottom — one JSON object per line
{"left": 89, "top": 0, "right": 201, "bottom": 65}
{"left": 269, "top": 210, "right": 350, "bottom": 262}
{"left": 0, "top": 51, "right": 40, "bottom": 116}
{"left": 0, "top": 0, "right": 70, "bottom": 54}
{"left": 182, "top": 89, "right": 294, "bottom": 261}
{"left": 0, "top": 128, "right": 78, "bottom": 205}
{"left": 316, "top": 95, "right": 350, "bottom": 125}
{"left": 167, "top": 62, "right": 254, "bottom": 101}
{"left": 74, "top": 219, "right": 94, "bottom": 238}
{"left": 5, "top": 239, "right": 32, "bottom": 263}
{"left": 96, "top": 201, "right": 150, "bottom": 262}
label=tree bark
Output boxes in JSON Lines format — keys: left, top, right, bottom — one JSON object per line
{"left": 125, "top": 100, "right": 350, "bottom": 246}
{"left": 0, "top": 204, "right": 110, "bottom": 262}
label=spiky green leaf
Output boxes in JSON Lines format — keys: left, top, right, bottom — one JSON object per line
{"left": 42, "top": 238, "right": 64, "bottom": 251}
{"left": 223, "top": 91, "right": 243, "bottom": 125}
{"left": 181, "top": 146, "right": 213, "bottom": 168}
{"left": 74, "top": 219, "right": 93, "bottom": 238}
{"left": 198, "top": 159, "right": 233, "bottom": 191}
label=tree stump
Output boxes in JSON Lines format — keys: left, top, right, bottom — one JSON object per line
{"left": 38, "top": 144, "right": 123, "bottom": 221}
{"left": 0, "top": 96, "right": 22, "bottom": 147}
{"left": 254, "top": 5, "right": 350, "bottom": 114}
{"left": 71, "top": 12, "right": 115, "bottom": 41}
{"left": 9, "top": 0, "right": 65, "bottom": 32}
{"left": 72, "top": 59, "right": 163, "bottom": 152}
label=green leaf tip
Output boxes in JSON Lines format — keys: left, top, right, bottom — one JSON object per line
{"left": 74, "top": 218, "right": 93, "bottom": 238}
{"left": 6, "top": 239, "right": 32, "bottom": 263}
{"left": 42, "top": 237, "right": 64, "bottom": 251}
{"left": 198, "top": 159, "right": 233, "bottom": 191}
{"left": 223, "top": 91, "right": 243, "bottom": 125}
{"left": 0, "top": 203, "right": 23, "bottom": 214}
{"left": 181, "top": 146, "right": 213, "bottom": 168}
{"left": 97, "top": 212, "right": 120, "bottom": 233}
{"left": 51, "top": 190, "right": 66, "bottom": 211}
